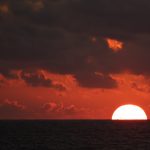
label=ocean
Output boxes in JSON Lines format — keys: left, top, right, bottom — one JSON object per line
{"left": 0, "top": 120, "right": 150, "bottom": 150}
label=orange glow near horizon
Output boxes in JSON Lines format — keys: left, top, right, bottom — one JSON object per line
{"left": 112, "top": 104, "right": 147, "bottom": 120}
{"left": 1, "top": 70, "right": 150, "bottom": 119}
{"left": 106, "top": 38, "right": 123, "bottom": 52}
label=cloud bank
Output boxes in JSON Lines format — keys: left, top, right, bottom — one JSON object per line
{"left": 1, "top": 0, "right": 150, "bottom": 88}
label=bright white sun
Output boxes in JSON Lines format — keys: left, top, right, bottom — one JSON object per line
{"left": 112, "top": 104, "right": 147, "bottom": 120}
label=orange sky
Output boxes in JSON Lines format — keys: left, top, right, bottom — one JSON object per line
{"left": 0, "top": 71, "right": 150, "bottom": 119}
{"left": 1, "top": 0, "right": 150, "bottom": 119}
{"left": 0, "top": 37, "right": 150, "bottom": 119}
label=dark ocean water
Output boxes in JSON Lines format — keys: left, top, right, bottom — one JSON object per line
{"left": 0, "top": 120, "right": 150, "bottom": 150}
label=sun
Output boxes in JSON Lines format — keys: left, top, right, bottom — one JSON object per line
{"left": 112, "top": 104, "right": 147, "bottom": 120}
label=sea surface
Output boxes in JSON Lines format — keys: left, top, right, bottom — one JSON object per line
{"left": 0, "top": 120, "right": 150, "bottom": 150}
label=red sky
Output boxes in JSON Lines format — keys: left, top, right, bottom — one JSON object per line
{"left": 1, "top": 0, "right": 150, "bottom": 119}
{"left": 1, "top": 66, "right": 150, "bottom": 119}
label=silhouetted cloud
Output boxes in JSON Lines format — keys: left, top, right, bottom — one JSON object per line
{"left": 75, "top": 72, "right": 117, "bottom": 89}
{"left": 20, "top": 70, "right": 67, "bottom": 90}
{"left": 21, "top": 70, "right": 52, "bottom": 87}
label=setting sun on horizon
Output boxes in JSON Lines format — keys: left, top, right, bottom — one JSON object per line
{"left": 112, "top": 104, "right": 148, "bottom": 120}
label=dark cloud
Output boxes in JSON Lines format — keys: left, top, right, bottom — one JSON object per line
{"left": 75, "top": 72, "right": 117, "bottom": 89}
{"left": 1, "top": 0, "right": 150, "bottom": 88}
{"left": 21, "top": 70, "right": 52, "bottom": 87}
{"left": 20, "top": 70, "right": 67, "bottom": 90}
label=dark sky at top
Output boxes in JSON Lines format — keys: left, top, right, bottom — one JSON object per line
{"left": 1, "top": 0, "right": 150, "bottom": 89}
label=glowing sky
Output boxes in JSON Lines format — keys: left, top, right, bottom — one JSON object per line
{"left": 0, "top": 0, "right": 150, "bottom": 119}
